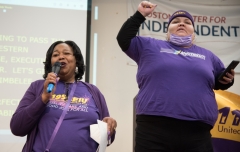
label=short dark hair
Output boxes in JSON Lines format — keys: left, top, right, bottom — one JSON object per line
{"left": 43, "top": 40, "right": 85, "bottom": 80}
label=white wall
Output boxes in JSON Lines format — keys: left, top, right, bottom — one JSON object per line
{"left": 90, "top": 0, "right": 240, "bottom": 152}
{"left": 90, "top": 1, "right": 137, "bottom": 151}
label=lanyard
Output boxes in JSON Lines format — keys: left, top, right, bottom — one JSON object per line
{"left": 44, "top": 82, "right": 77, "bottom": 152}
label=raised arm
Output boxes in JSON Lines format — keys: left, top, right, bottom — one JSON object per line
{"left": 116, "top": 1, "right": 157, "bottom": 51}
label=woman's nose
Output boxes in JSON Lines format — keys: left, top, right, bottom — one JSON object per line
{"left": 59, "top": 53, "right": 65, "bottom": 60}
{"left": 179, "top": 23, "right": 185, "bottom": 26}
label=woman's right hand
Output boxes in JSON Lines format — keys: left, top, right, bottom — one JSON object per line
{"left": 41, "top": 72, "right": 58, "bottom": 104}
{"left": 138, "top": 1, "right": 157, "bottom": 17}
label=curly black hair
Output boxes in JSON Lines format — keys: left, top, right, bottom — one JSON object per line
{"left": 43, "top": 40, "right": 85, "bottom": 80}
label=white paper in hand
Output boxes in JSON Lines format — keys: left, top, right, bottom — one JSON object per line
{"left": 90, "top": 120, "right": 108, "bottom": 152}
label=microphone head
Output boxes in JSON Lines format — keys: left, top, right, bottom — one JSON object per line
{"left": 52, "top": 61, "right": 61, "bottom": 74}
{"left": 54, "top": 61, "right": 61, "bottom": 67}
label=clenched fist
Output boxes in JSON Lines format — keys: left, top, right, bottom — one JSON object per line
{"left": 138, "top": 1, "right": 157, "bottom": 17}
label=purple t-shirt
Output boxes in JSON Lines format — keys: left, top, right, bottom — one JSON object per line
{"left": 126, "top": 36, "right": 225, "bottom": 126}
{"left": 33, "top": 81, "right": 99, "bottom": 152}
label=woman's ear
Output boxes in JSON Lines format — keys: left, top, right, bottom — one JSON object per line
{"left": 192, "top": 33, "right": 196, "bottom": 42}
{"left": 166, "top": 32, "right": 170, "bottom": 41}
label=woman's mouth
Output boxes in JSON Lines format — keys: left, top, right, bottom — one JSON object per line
{"left": 177, "top": 28, "right": 186, "bottom": 32}
{"left": 60, "top": 62, "right": 66, "bottom": 67}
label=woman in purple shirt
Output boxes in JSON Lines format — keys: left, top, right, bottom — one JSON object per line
{"left": 117, "top": 1, "right": 236, "bottom": 152}
{"left": 10, "top": 40, "right": 117, "bottom": 152}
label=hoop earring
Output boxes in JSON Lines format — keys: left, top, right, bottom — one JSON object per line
{"left": 75, "top": 67, "right": 78, "bottom": 74}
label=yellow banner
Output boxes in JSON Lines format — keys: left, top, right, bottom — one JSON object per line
{"left": 211, "top": 90, "right": 240, "bottom": 142}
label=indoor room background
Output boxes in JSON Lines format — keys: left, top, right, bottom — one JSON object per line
{"left": 0, "top": 0, "right": 239, "bottom": 151}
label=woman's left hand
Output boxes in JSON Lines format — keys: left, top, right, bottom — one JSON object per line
{"left": 102, "top": 117, "right": 117, "bottom": 137}
{"left": 219, "top": 69, "right": 235, "bottom": 84}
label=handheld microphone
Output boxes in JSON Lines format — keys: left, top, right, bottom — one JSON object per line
{"left": 47, "top": 62, "right": 61, "bottom": 93}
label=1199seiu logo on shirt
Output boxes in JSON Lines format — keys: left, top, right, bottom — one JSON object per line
{"left": 160, "top": 48, "right": 206, "bottom": 60}
{"left": 47, "top": 93, "right": 90, "bottom": 112}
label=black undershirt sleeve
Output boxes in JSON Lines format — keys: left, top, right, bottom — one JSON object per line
{"left": 116, "top": 11, "right": 146, "bottom": 51}
{"left": 117, "top": 11, "right": 234, "bottom": 91}
{"left": 214, "top": 78, "right": 234, "bottom": 90}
